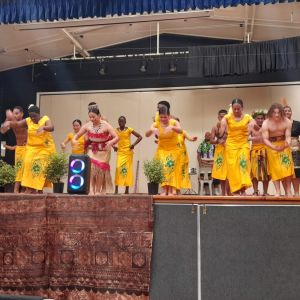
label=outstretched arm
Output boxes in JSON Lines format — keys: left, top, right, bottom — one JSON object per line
{"left": 184, "top": 131, "right": 197, "bottom": 142}
{"left": 2, "top": 119, "right": 27, "bottom": 131}
{"left": 4, "top": 145, "right": 16, "bottom": 151}
{"left": 61, "top": 135, "right": 71, "bottom": 150}
{"left": 145, "top": 122, "right": 158, "bottom": 137}
{"left": 0, "top": 121, "right": 9, "bottom": 134}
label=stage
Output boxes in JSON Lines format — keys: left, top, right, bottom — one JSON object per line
{"left": 0, "top": 193, "right": 300, "bottom": 300}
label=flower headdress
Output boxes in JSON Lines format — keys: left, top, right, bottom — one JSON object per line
{"left": 252, "top": 109, "right": 267, "bottom": 119}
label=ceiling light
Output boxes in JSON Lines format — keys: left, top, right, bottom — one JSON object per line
{"left": 169, "top": 60, "right": 177, "bottom": 73}
{"left": 139, "top": 59, "right": 148, "bottom": 73}
{"left": 98, "top": 61, "right": 107, "bottom": 75}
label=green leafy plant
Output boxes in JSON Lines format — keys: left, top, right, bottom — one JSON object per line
{"left": 44, "top": 152, "right": 68, "bottom": 183}
{"left": 0, "top": 160, "right": 16, "bottom": 186}
{"left": 143, "top": 159, "right": 165, "bottom": 184}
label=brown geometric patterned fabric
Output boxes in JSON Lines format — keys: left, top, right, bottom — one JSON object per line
{"left": 0, "top": 194, "right": 153, "bottom": 300}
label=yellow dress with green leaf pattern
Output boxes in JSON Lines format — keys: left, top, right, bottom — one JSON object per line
{"left": 154, "top": 120, "right": 181, "bottom": 189}
{"left": 115, "top": 127, "right": 134, "bottom": 187}
{"left": 225, "top": 113, "right": 252, "bottom": 193}
{"left": 177, "top": 131, "right": 191, "bottom": 189}
{"left": 21, "top": 116, "right": 56, "bottom": 190}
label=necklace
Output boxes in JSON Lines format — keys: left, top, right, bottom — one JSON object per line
{"left": 92, "top": 122, "right": 102, "bottom": 133}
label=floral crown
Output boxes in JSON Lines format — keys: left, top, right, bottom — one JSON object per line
{"left": 252, "top": 109, "right": 267, "bottom": 119}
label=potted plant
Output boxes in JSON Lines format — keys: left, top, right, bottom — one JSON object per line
{"left": 143, "top": 158, "right": 165, "bottom": 195}
{"left": 0, "top": 160, "right": 16, "bottom": 193}
{"left": 44, "top": 152, "right": 68, "bottom": 193}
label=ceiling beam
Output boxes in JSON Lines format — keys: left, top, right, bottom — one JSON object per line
{"left": 15, "top": 11, "right": 212, "bottom": 31}
{"left": 61, "top": 28, "right": 90, "bottom": 57}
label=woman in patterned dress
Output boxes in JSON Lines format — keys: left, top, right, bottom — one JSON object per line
{"left": 73, "top": 105, "right": 119, "bottom": 195}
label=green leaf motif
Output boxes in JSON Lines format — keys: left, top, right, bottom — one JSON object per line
{"left": 15, "top": 159, "right": 23, "bottom": 172}
{"left": 239, "top": 154, "right": 247, "bottom": 172}
{"left": 120, "top": 164, "right": 128, "bottom": 177}
{"left": 165, "top": 155, "right": 175, "bottom": 174}
{"left": 215, "top": 154, "right": 223, "bottom": 169}
{"left": 32, "top": 159, "right": 42, "bottom": 177}
{"left": 280, "top": 153, "right": 291, "bottom": 168}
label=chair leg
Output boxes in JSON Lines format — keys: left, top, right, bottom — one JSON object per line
{"left": 208, "top": 182, "right": 213, "bottom": 195}
{"left": 200, "top": 181, "right": 204, "bottom": 195}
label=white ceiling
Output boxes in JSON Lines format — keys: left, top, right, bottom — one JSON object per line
{"left": 0, "top": 2, "right": 299, "bottom": 72}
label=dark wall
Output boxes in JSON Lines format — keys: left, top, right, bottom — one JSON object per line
{"left": 151, "top": 204, "right": 300, "bottom": 300}
{"left": 1, "top": 34, "right": 300, "bottom": 164}
{"left": 1, "top": 34, "right": 300, "bottom": 116}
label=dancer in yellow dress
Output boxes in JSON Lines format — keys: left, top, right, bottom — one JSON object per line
{"left": 3, "top": 105, "right": 56, "bottom": 193}
{"left": 61, "top": 119, "right": 85, "bottom": 155}
{"left": 146, "top": 105, "right": 182, "bottom": 196}
{"left": 262, "top": 103, "right": 294, "bottom": 197}
{"left": 219, "top": 99, "right": 255, "bottom": 195}
{"left": 249, "top": 110, "right": 269, "bottom": 196}
{"left": 1, "top": 106, "right": 27, "bottom": 193}
{"left": 176, "top": 118, "right": 197, "bottom": 191}
{"left": 73, "top": 105, "right": 119, "bottom": 195}
{"left": 283, "top": 105, "right": 300, "bottom": 196}
{"left": 114, "top": 116, "right": 142, "bottom": 194}
{"left": 210, "top": 109, "right": 229, "bottom": 195}
{"left": 154, "top": 100, "right": 171, "bottom": 124}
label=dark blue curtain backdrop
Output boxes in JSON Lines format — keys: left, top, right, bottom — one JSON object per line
{"left": 188, "top": 36, "right": 300, "bottom": 77}
{"left": 0, "top": 0, "right": 296, "bottom": 24}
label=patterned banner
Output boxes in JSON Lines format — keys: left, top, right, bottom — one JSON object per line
{"left": 0, "top": 194, "right": 153, "bottom": 300}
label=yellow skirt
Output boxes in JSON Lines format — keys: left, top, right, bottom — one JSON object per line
{"left": 212, "top": 144, "right": 227, "bottom": 181}
{"left": 15, "top": 145, "right": 26, "bottom": 182}
{"left": 155, "top": 147, "right": 181, "bottom": 189}
{"left": 250, "top": 147, "right": 269, "bottom": 181}
{"left": 266, "top": 141, "right": 294, "bottom": 181}
{"left": 179, "top": 152, "right": 191, "bottom": 189}
{"left": 115, "top": 150, "right": 133, "bottom": 187}
{"left": 225, "top": 146, "right": 252, "bottom": 193}
{"left": 21, "top": 145, "right": 54, "bottom": 190}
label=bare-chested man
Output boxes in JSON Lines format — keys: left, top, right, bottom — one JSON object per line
{"left": 261, "top": 103, "right": 294, "bottom": 197}
{"left": 249, "top": 110, "right": 269, "bottom": 196}
{"left": 210, "top": 109, "right": 229, "bottom": 196}
{"left": 1, "top": 106, "right": 27, "bottom": 193}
